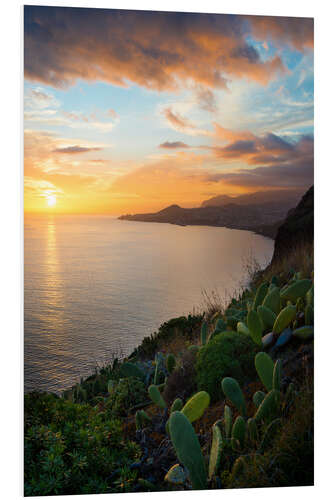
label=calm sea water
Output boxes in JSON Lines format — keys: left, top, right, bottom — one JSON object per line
{"left": 24, "top": 215, "right": 274, "bottom": 393}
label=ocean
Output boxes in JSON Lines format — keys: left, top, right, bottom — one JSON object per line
{"left": 24, "top": 215, "right": 274, "bottom": 393}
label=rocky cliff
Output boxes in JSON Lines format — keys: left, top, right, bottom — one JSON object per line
{"left": 270, "top": 185, "right": 314, "bottom": 265}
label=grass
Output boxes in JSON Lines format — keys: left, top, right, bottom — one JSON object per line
{"left": 258, "top": 241, "right": 314, "bottom": 285}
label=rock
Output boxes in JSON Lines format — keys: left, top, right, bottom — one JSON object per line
{"left": 270, "top": 186, "right": 313, "bottom": 267}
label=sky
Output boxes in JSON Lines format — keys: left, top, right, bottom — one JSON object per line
{"left": 24, "top": 6, "right": 314, "bottom": 214}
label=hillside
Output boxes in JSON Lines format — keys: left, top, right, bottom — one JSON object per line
{"left": 201, "top": 189, "right": 304, "bottom": 208}
{"left": 271, "top": 186, "right": 314, "bottom": 265}
{"left": 118, "top": 189, "right": 305, "bottom": 238}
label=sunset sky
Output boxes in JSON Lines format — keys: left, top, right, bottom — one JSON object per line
{"left": 24, "top": 6, "right": 314, "bottom": 214}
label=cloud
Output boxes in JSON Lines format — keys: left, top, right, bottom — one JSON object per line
{"left": 207, "top": 160, "right": 313, "bottom": 189}
{"left": 211, "top": 125, "right": 312, "bottom": 168}
{"left": 24, "top": 86, "right": 60, "bottom": 109}
{"left": 109, "top": 130, "right": 313, "bottom": 206}
{"left": 24, "top": 107, "right": 117, "bottom": 133}
{"left": 24, "top": 7, "right": 296, "bottom": 92}
{"left": 195, "top": 86, "right": 218, "bottom": 113}
{"left": 53, "top": 145, "right": 103, "bottom": 154}
{"left": 248, "top": 16, "right": 314, "bottom": 51}
{"left": 24, "top": 129, "right": 110, "bottom": 178}
{"left": 159, "top": 141, "right": 189, "bottom": 149}
{"left": 214, "top": 123, "right": 256, "bottom": 143}
{"left": 162, "top": 107, "right": 196, "bottom": 130}
{"left": 108, "top": 109, "right": 118, "bottom": 119}
{"left": 162, "top": 106, "right": 211, "bottom": 136}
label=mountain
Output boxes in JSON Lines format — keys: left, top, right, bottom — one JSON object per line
{"left": 118, "top": 189, "right": 307, "bottom": 238}
{"left": 201, "top": 189, "right": 304, "bottom": 209}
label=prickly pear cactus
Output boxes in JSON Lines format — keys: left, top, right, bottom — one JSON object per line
{"left": 253, "top": 282, "right": 269, "bottom": 310}
{"left": 253, "top": 390, "right": 266, "bottom": 408}
{"left": 153, "top": 352, "right": 164, "bottom": 385}
{"left": 262, "top": 287, "right": 281, "bottom": 315}
{"left": 169, "top": 411, "right": 207, "bottom": 490}
{"left": 306, "top": 285, "right": 314, "bottom": 307}
{"left": 201, "top": 321, "right": 209, "bottom": 346}
{"left": 273, "top": 305, "right": 296, "bottom": 334}
{"left": 247, "top": 309, "right": 263, "bottom": 346}
{"left": 304, "top": 304, "right": 314, "bottom": 325}
{"left": 292, "top": 325, "right": 314, "bottom": 340}
{"left": 224, "top": 404, "right": 232, "bottom": 438}
{"left": 257, "top": 305, "right": 276, "bottom": 330}
{"left": 221, "top": 377, "right": 246, "bottom": 417}
{"left": 280, "top": 279, "right": 312, "bottom": 302}
{"left": 208, "top": 423, "right": 223, "bottom": 480}
{"left": 148, "top": 384, "right": 166, "bottom": 408}
{"left": 254, "top": 389, "right": 280, "bottom": 423}
{"left": 171, "top": 398, "right": 183, "bottom": 413}
{"left": 181, "top": 391, "right": 210, "bottom": 423}
{"left": 231, "top": 415, "right": 246, "bottom": 448}
{"left": 166, "top": 353, "right": 176, "bottom": 374}
{"left": 255, "top": 352, "right": 274, "bottom": 391}
{"left": 247, "top": 417, "right": 259, "bottom": 443}
{"left": 237, "top": 321, "right": 250, "bottom": 336}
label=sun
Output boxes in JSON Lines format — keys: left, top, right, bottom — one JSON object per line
{"left": 46, "top": 194, "right": 57, "bottom": 207}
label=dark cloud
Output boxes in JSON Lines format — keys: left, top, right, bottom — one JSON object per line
{"left": 231, "top": 44, "right": 260, "bottom": 63}
{"left": 53, "top": 146, "right": 102, "bottom": 154}
{"left": 24, "top": 6, "right": 299, "bottom": 91}
{"left": 208, "top": 133, "right": 313, "bottom": 189}
{"left": 211, "top": 161, "right": 313, "bottom": 189}
{"left": 222, "top": 140, "right": 257, "bottom": 155}
{"left": 212, "top": 132, "right": 308, "bottom": 165}
{"left": 159, "top": 141, "right": 189, "bottom": 149}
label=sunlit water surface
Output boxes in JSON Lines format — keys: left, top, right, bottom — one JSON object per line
{"left": 24, "top": 215, "right": 274, "bottom": 393}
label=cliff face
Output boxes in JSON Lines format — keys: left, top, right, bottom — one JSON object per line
{"left": 271, "top": 185, "right": 314, "bottom": 265}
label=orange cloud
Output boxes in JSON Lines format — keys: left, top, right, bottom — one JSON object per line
{"left": 248, "top": 16, "right": 314, "bottom": 51}
{"left": 214, "top": 123, "right": 256, "bottom": 143}
{"left": 24, "top": 7, "right": 291, "bottom": 92}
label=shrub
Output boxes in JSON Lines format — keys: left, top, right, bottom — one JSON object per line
{"left": 107, "top": 376, "right": 147, "bottom": 416}
{"left": 24, "top": 392, "right": 140, "bottom": 496}
{"left": 163, "top": 350, "right": 197, "bottom": 405}
{"left": 196, "top": 332, "right": 258, "bottom": 402}
{"left": 135, "top": 314, "right": 203, "bottom": 358}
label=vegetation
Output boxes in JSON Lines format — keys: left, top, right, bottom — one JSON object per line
{"left": 196, "top": 331, "right": 258, "bottom": 402}
{"left": 25, "top": 232, "right": 314, "bottom": 494}
{"left": 24, "top": 393, "right": 140, "bottom": 496}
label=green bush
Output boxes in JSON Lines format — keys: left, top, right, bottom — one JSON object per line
{"left": 135, "top": 314, "right": 203, "bottom": 358}
{"left": 196, "top": 332, "right": 258, "bottom": 402}
{"left": 24, "top": 392, "right": 140, "bottom": 496}
{"left": 107, "top": 376, "right": 147, "bottom": 416}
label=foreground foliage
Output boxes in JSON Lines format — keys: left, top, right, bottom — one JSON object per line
{"left": 25, "top": 256, "right": 314, "bottom": 495}
{"left": 24, "top": 393, "right": 140, "bottom": 496}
